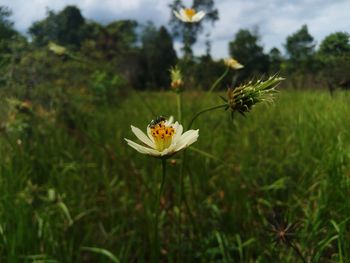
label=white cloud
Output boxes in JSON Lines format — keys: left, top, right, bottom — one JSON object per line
{"left": 3, "top": 0, "right": 350, "bottom": 59}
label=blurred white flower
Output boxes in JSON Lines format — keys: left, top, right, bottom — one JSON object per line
{"left": 173, "top": 8, "right": 206, "bottom": 23}
{"left": 125, "top": 116, "right": 199, "bottom": 157}
{"left": 224, "top": 58, "right": 244, "bottom": 70}
{"left": 48, "top": 42, "right": 67, "bottom": 56}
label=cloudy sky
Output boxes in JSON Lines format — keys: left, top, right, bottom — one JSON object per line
{"left": 2, "top": 0, "right": 350, "bottom": 58}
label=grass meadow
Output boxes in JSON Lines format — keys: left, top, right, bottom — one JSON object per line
{"left": 0, "top": 89, "right": 350, "bottom": 262}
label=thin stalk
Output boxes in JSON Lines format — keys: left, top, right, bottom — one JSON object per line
{"left": 208, "top": 67, "right": 229, "bottom": 94}
{"left": 177, "top": 152, "right": 185, "bottom": 260}
{"left": 188, "top": 104, "right": 227, "bottom": 130}
{"left": 135, "top": 91, "right": 156, "bottom": 116}
{"left": 176, "top": 92, "right": 182, "bottom": 123}
{"left": 176, "top": 91, "right": 183, "bottom": 260}
{"left": 177, "top": 103, "right": 227, "bottom": 245}
{"left": 153, "top": 159, "right": 166, "bottom": 262}
{"left": 288, "top": 241, "right": 308, "bottom": 263}
{"left": 178, "top": 150, "right": 200, "bottom": 239}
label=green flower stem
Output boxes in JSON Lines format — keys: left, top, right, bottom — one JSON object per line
{"left": 135, "top": 91, "right": 156, "bottom": 116}
{"left": 154, "top": 158, "right": 166, "bottom": 262}
{"left": 176, "top": 92, "right": 182, "bottom": 123}
{"left": 177, "top": 152, "right": 185, "bottom": 259}
{"left": 208, "top": 67, "right": 229, "bottom": 94}
{"left": 189, "top": 146, "right": 223, "bottom": 163}
{"left": 188, "top": 104, "right": 227, "bottom": 130}
{"left": 178, "top": 150, "right": 200, "bottom": 240}
{"left": 177, "top": 103, "right": 228, "bottom": 253}
{"left": 288, "top": 241, "right": 307, "bottom": 263}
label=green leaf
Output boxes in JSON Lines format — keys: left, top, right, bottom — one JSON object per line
{"left": 81, "top": 246, "right": 120, "bottom": 263}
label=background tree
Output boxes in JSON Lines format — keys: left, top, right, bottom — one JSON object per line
{"left": 0, "top": 6, "right": 14, "bottom": 58}
{"left": 29, "top": 6, "right": 86, "bottom": 48}
{"left": 317, "top": 32, "right": 350, "bottom": 91}
{"left": 269, "top": 47, "right": 283, "bottom": 73}
{"left": 0, "top": 6, "right": 17, "bottom": 41}
{"left": 0, "top": 6, "right": 24, "bottom": 56}
{"left": 318, "top": 32, "right": 350, "bottom": 57}
{"left": 169, "top": 0, "right": 218, "bottom": 60}
{"left": 139, "top": 23, "right": 177, "bottom": 89}
{"left": 80, "top": 20, "right": 139, "bottom": 61}
{"left": 284, "top": 25, "right": 315, "bottom": 73}
{"left": 101, "top": 20, "right": 138, "bottom": 59}
{"left": 101, "top": 20, "right": 140, "bottom": 87}
{"left": 229, "top": 28, "right": 269, "bottom": 82}
{"left": 0, "top": 6, "right": 28, "bottom": 87}
{"left": 283, "top": 25, "right": 317, "bottom": 89}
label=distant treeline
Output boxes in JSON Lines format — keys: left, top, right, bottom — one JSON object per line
{"left": 1, "top": 5, "right": 350, "bottom": 92}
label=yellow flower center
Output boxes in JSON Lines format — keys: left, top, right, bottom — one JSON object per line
{"left": 185, "top": 8, "right": 196, "bottom": 19}
{"left": 150, "top": 121, "right": 175, "bottom": 151}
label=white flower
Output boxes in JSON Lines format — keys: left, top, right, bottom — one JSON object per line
{"left": 125, "top": 116, "right": 199, "bottom": 157}
{"left": 173, "top": 8, "right": 206, "bottom": 23}
{"left": 224, "top": 58, "right": 244, "bottom": 70}
{"left": 48, "top": 42, "right": 67, "bottom": 56}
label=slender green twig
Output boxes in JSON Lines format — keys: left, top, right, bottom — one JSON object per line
{"left": 178, "top": 103, "right": 229, "bottom": 245}
{"left": 179, "top": 150, "right": 200, "bottom": 235}
{"left": 189, "top": 146, "right": 223, "bottom": 163}
{"left": 154, "top": 159, "right": 166, "bottom": 262}
{"left": 176, "top": 93, "right": 182, "bottom": 123}
{"left": 288, "top": 241, "right": 308, "bottom": 263}
{"left": 177, "top": 103, "right": 227, "bottom": 246}
{"left": 188, "top": 104, "right": 227, "bottom": 130}
{"left": 208, "top": 67, "right": 229, "bottom": 94}
{"left": 134, "top": 91, "right": 156, "bottom": 116}
{"left": 177, "top": 152, "right": 185, "bottom": 260}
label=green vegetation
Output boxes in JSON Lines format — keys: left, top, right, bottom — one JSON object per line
{"left": 1, "top": 90, "right": 350, "bottom": 262}
{"left": 1, "top": 2, "right": 350, "bottom": 262}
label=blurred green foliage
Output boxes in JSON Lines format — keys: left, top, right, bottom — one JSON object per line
{"left": 1, "top": 3, "right": 350, "bottom": 262}
{"left": 285, "top": 25, "right": 316, "bottom": 73}
{"left": 29, "top": 6, "right": 86, "bottom": 48}
{"left": 1, "top": 5, "right": 350, "bottom": 93}
{"left": 229, "top": 29, "right": 270, "bottom": 82}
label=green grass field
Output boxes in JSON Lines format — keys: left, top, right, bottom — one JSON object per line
{"left": 1, "top": 89, "right": 350, "bottom": 262}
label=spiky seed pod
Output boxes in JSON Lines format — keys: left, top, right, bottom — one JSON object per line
{"left": 225, "top": 75, "right": 284, "bottom": 116}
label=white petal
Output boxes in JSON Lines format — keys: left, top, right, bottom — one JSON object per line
{"left": 173, "top": 10, "right": 183, "bottom": 20}
{"left": 165, "top": 116, "right": 174, "bottom": 125}
{"left": 131, "top": 125, "right": 155, "bottom": 148}
{"left": 174, "top": 129, "right": 199, "bottom": 151}
{"left": 176, "top": 130, "right": 196, "bottom": 143}
{"left": 147, "top": 126, "right": 155, "bottom": 143}
{"left": 192, "top": 11, "right": 206, "bottom": 22}
{"left": 174, "top": 10, "right": 188, "bottom": 22}
{"left": 125, "top": 139, "right": 161, "bottom": 156}
{"left": 160, "top": 147, "right": 174, "bottom": 156}
{"left": 179, "top": 9, "right": 191, "bottom": 22}
{"left": 178, "top": 132, "right": 199, "bottom": 150}
{"left": 172, "top": 122, "right": 183, "bottom": 143}
{"left": 179, "top": 9, "right": 187, "bottom": 17}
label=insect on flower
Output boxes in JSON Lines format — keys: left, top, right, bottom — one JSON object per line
{"left": 125, "top": 116, "right": 199, "bottom": 157}
{"left": 173, "top": 8, "right": 206, "bottom": 23}
{"left": 149, "top": 116, "right": 166, "bottom": 128}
